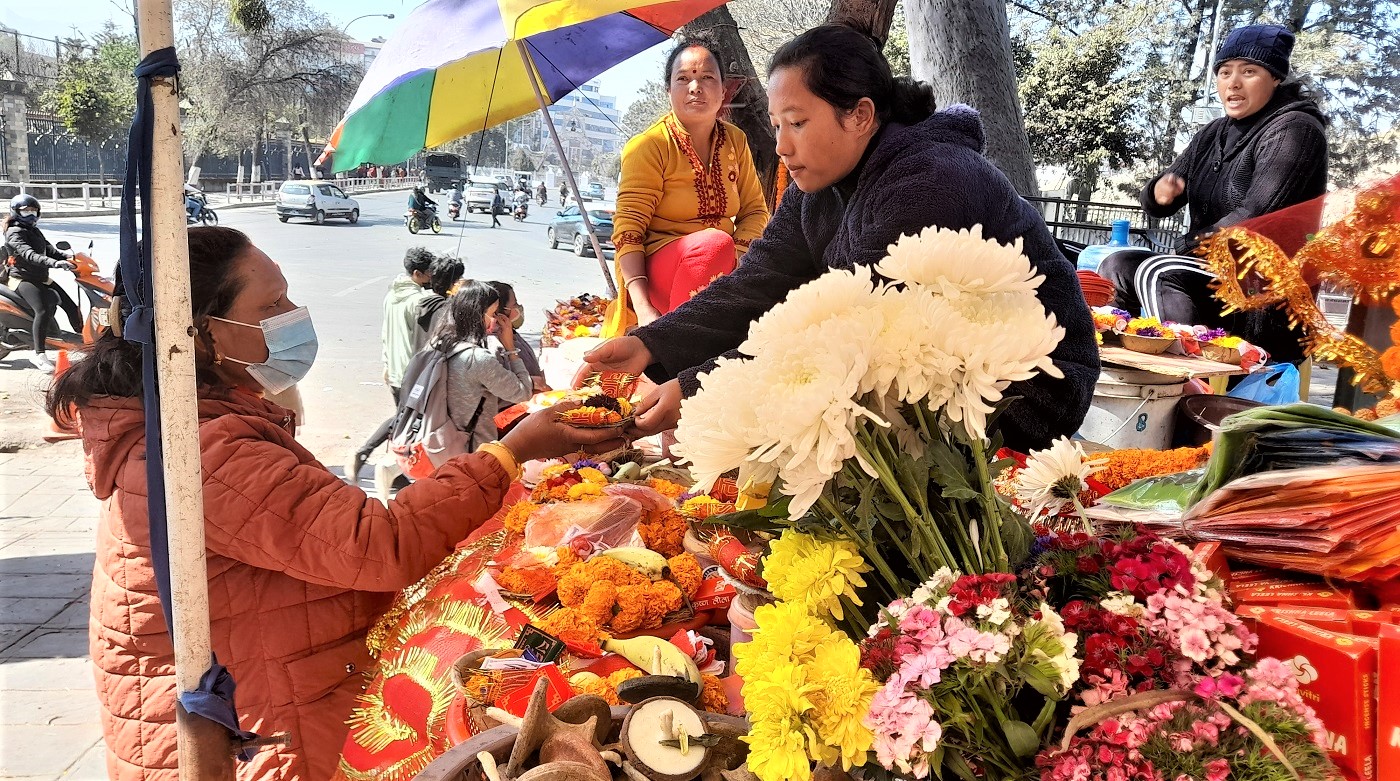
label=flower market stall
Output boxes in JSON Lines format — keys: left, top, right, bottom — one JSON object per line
{"left": 332, "top": 176, "right": 1400, "bottom": 781}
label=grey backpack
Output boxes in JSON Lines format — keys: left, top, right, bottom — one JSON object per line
{"left": 388, "top": 344, "right": 484, "bottom": 479}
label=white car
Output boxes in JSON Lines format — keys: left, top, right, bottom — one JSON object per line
{"left": 276, "top": 180, "right": 360, "bottom": 225}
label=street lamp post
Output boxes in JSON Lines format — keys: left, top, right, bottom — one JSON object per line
{"left": 342, "top": 13, "right": 394, "bottom": 34}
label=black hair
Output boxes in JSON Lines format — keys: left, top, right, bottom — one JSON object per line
{"left": 428, "top": 254, "right": 466, "bottom": 296}
{"left": 486, "top": 280, "right": 515, "bottom": 308}
{"left": 768, "top": 25, "right": 936, "bottom": 126}
{"left": 663, "top": 34, "right": 723, "bottom": 83}
{"left": 432, "top": 280, "right": 500, "bottom": 352}
{"left": 47, "top": 226, "right": 253, "bottom": 424}
{"left": 403, "top": 246, "right": 434, "bottom": 276}
{"left": 1273, "top": 81, "right": 1331, "bottom": 126}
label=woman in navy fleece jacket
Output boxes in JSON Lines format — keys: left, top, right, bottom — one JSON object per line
{"left": 580, "top": 25, "right": 1098, "bottom": 454}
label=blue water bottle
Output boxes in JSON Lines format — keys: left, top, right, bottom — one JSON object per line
{"left": 1077, "top": 219, "right": 1133, "bottom": 272}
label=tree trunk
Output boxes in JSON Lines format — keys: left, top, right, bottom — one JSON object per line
{"left": 905, "top": 0, "right": 1039, "bottom": 196}
{"left": 825, "top": 0, "right": 899, "bottom": 46}
{"left": 682, "top": 6, "right": 779, "bottom": 208}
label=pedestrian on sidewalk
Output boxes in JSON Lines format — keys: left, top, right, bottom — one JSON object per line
{"left": 347, "top": 247, "right": 434, "bottom": 481}
{"left": 2, "top": 194, "right": 81, "bottom": 373}
{"left": 47, "top": 225, "right": 622, "bottom": 781}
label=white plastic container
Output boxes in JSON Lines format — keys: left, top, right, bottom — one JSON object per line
{"left": 1078, "top": 367, "right": 1186, "bottom": 449}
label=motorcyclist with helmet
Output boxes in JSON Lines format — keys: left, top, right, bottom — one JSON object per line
{"left": 3, "top": 194, "right": 80, "bottom": 373}
{"left": 408, "top": 186, "right": 437, "bottom": 220}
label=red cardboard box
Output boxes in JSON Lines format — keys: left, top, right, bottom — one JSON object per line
{"left": 1234, "top": 586, "right": 1360, "bottom": 608}
{"left": 1378, "top": 624, "right": 1400, "bottom": 781}
{"left": 691, "top": 576, "right": 737, "bottom": 614}
{"left": 1236, "top": 605, "right": 1353, "bottom": 633}
{"left": 1255, "top": 615, "right": 1378, "bottom": 780}
{"left": 1190, "top": 541, "right": 1230, "bottom": 581}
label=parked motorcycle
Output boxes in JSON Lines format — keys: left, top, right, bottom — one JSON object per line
{"left": 405, "top": 204, "right": 443, "bottom": 235}
{"left": 184, "top": 186, "right": 218, "bottom": 226}
{"left": 0, "top": 240, "right": 115, "bottom": 362}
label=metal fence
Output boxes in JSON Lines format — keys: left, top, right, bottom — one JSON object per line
{"left": 1026, "top": 196, "right": 1185, "bottom": 252}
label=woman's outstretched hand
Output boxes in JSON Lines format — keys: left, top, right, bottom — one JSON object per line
{"left": 501, "top": 401, "right": 628, "bottom": 463}
{"left": 572, "top": 336, "right": 653, "bottom": 388}
{"left": 625, "top": 379, "right": 682, "bottom": 439}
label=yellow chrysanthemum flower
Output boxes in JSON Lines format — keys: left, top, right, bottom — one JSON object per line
{"left": 763, "top": 531, "right": 871, "bottom": 620}
{"left": 805, "top": 635, "right": 879, "bottom": 770}
{"left": 733, "top": 601, "right": 836, "bottom": 677}
{"left": 566, "top": 482, "right": 604, "bottom": 500}
{"left": 744, "top": 714, "right": 816, "bottom": 781}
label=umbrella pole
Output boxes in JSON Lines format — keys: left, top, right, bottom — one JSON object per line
{"left": 136, "top": 1, "right": 234, "bottom": 778}
{"left": 516, "top": 40, "right": 617, "bottom": 298}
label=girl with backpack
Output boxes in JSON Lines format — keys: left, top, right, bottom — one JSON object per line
{"left": 436, "top": 281, "right": 534, "bottom": 452}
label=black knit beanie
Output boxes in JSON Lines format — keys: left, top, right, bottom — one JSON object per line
{"left": 1213, "top": 24, "right": 1294, "bottom": 79}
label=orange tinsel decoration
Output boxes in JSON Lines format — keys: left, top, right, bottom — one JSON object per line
{"left": 1096, "top": 444, "right": 1214, "bottom": 491}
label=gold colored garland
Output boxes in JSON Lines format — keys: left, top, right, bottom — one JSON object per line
{"left": 1202, "top": 174, "right": 1400, "bottom": 396}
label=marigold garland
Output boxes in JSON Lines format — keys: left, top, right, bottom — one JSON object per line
{"left": 700, "top": 673, "right": 729, "bottom": 713}
{"left": 1095, "top": 443, "right": 1214, "bottom": 491}
{"left": 668, "top": 553, "right": 703, "bottom": 599}
{"left": 536, "top": 607, "right": 610, "bottom": 647}
{"left": 502, "top": 501, "right": 540, "bottom": 536}
{"left": 645, "top": 477, "right": 688, "bottom": 500}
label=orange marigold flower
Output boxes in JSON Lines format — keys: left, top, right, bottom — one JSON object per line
{"left": 644, "top": 580, "right": 684, "bottom": 628}
{"left": 570, "top": 676, "right": 620, "bottom": 706}
{"left": 611, "top": 585, "right": 651, "bottom": 633}
{"left": 580, "top": 580, "right": 619, "bottom": 626}
{"left": 667, "top": 553, "right": 703, "bottom": 599}
{"left": 1382, "top": 346, "right": 1400, "bottom": 382}
{"left": 1095, "top": 444, "right": 1214, "bottom": 491}
{"left": 700, "top": 674, "right": 729, "bottom": 713}
{"left": 1356, "top": 407, "right": 1380, "bottom": 421}
{"left": 607, "top": 668, "right": 644, "bottom": 688}
{"left": 639, "top": 508, "right": 689, "bottom": 557}
{"left": 502, "top": 501, "right": 539, "bottom": 536}
{"left": 646, "top": 478, "right": 687, "bottom": 500}
{"left": 535, "top": 608, "right": 607, "bottom": 648}
{"left": 497, "top": 565, "right": 556, "bottom": 597}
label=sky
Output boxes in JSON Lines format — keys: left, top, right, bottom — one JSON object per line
{"left": 0, "top": 0, "right": 669, "bottom": 113}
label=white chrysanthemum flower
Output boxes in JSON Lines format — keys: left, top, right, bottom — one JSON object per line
{"left": 673, "top": 356, "right": 765, "bottom": 491}
{"left": 863, "top": 288, "right": 962, "bottom": 408}
{"left": 876, "top": 224, "right": 1044, "bottom": 299}
{"left": 1100, "top": 592, "right": 1144, "bottom": 618}
{"left": 739, "top": 264, "right": 884, "bottom": 359}
{"left": 937, "top": 291, "right": 1066, "bottom": 440}
{"left": 1011, "top": 436, "right": 1107, "bottom": 518}
{"left": 743, "top": 316, "right": 887, "bottom": 517}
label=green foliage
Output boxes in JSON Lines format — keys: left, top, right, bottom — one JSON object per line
{"left": 619, "top": 79, "right": 670, "bottom": 142}
{"left": 41, "top": 25, "right": 138, "bottom": 145}
{"left": 1018, "top": 23, "right": 1141, "bottom": 201}
{"left": 230, "top": 0, "right": 273, "bottom": 33}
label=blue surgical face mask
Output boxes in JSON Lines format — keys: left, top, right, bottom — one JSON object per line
{"left": 210, "top": 306, "right": 318, "bottom": 394}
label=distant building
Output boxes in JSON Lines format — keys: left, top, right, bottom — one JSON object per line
{"left": 541, "top": 81, "right": 621, "bottom": 157}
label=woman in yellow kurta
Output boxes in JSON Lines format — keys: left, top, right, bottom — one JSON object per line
{"left": 603, "top": 36, "right": 770, "bottom": 336}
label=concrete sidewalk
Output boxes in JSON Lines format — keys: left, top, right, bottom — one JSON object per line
{"left": 0, "top": 440, "right": 107, "bottom": 780}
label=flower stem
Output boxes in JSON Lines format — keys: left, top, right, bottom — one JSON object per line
{"left": 818, "top": 494, "right": 902, "bottom": 602}
{"left": 968, "top": 437, "right": 1009, "bottom": 571}
{"left": 857, "top": 432, "right": 961, "bottom": 573}
{"left": 1071, "top": 494, "right": 1095, "bottom": 536}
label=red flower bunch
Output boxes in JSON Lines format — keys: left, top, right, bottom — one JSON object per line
{"left": 861, "top": 625, "right": 901, "bottom": 683}
{"left": 1061, "top": 600, "right": 1172, "bottom": 692}
{"left": 945, "top": 572, "right": 1017, "bottom": 617}
{"left": 1035, "top": 716, "right": 1158, "bottom": 781}
{"left": 1101, "top": 534, "right": 1195, "bottom": 600}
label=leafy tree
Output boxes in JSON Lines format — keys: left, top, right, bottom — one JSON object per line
{"left": 1018, "top": 23, "right": 1140, "bottom": 201}
{"left": 619, "top": 79, "right": 669, "bottom": 141}
{"left": 41, "top": 24, "right": 138, "bottom": 184}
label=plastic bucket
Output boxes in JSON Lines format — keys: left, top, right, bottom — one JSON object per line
{"left": 1078, "top": 367, "right": 1186, "bottom": 449}
{"left": 1172, "top": 394, "right": 1263, "bottom": 447}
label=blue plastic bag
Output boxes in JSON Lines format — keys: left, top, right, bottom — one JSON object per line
{"left": 1227, "top": 363, "right": 1301, "bottom": 406}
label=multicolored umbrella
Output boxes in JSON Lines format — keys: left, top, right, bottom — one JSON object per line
{"left": 323, "top": 0, "right": 725, "bottom": 171}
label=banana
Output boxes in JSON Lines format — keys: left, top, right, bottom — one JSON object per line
{"left": 597, "top": 547, "right": 668, "bottom": 580}
{"left": 602, "top": 636, "right": 701, "bottom": 684}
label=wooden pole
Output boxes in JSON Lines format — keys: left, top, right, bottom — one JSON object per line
{"left": 134, "top": 1, "right": 234, "bottom": 778}
{"left": 516, "top": 40, "right": 617, "bottom": 298}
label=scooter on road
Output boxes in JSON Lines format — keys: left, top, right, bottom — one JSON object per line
{"left": 0, "top": 240, "right": 115, "bottom": 362}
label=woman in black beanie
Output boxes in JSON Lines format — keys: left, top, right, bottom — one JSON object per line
{"left": 1100, "top": 23, "right": 1328, "bottom": 363}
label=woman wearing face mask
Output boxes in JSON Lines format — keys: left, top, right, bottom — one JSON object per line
{"left": 488, "top": 280, "right": 549, "bottom": 393}
{"left": 438, "top": 280, "right": 536, "bottom": 451}
{"left": 1098, "top": 24, "right": 1327, "bottom": 364}
{"left": 601, "top": 34, "right": 770, "bottom": 335}
{"left": 582, "top": 25, "right": 1097, "bottom": 452}
{"left": 3, "top": 193, "right": 82, "bottom": 373}
{"left": 47, "top": 227, "right": 621, "bottom": 781}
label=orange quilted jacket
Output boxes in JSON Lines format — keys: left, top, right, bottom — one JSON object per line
{"left": 80, "top": 391, "right": 510, "bottom": 780}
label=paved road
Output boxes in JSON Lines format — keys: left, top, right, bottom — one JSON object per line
{"left": 0, "top": 191, "right": 615, "bottom": 779}
{"left": 1, "top": 191, "right": 616, "bottom": 460}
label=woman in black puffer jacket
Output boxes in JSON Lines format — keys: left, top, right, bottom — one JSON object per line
{"left": 3, "top": 194, "right": 81, "bottom": 372}
{"left": 1100, "top": 24, "right": 1328, "bottom": 363}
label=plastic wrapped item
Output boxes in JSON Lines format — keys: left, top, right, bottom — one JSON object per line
{"left": 522, "top": 495, "right": 645, "bottom": 553}
{"left": 1097, "top": 469, "right": 1204, "bottom": 514}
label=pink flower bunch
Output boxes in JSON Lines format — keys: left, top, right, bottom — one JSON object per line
{"left": 1142, "top": 590, "right": 1256, "bottom": 683}
{"left": 865, "top": 683, "right": 943, "bottom": 779}
{"left": 1240, "top": 658, "right": 1328, "bottom": 747}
